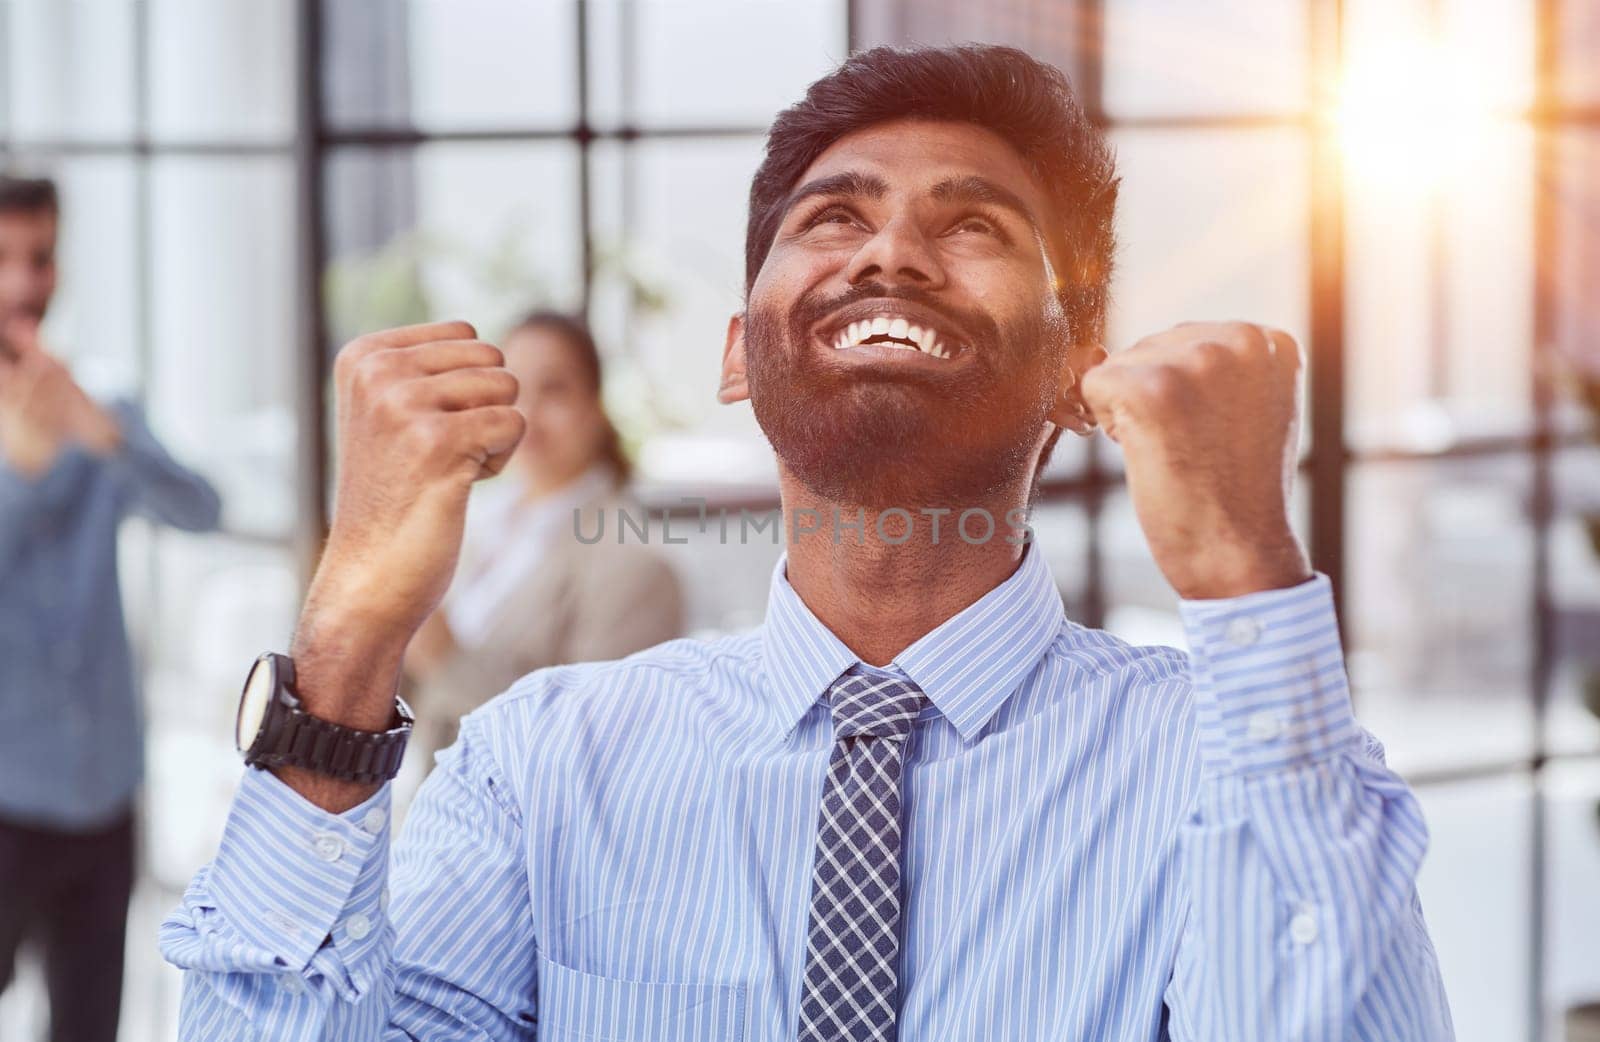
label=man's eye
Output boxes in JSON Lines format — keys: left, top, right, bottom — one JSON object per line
{"left": 803, "top": 205, "right": 860, "bottom": 230}
{"left": 952, "top": 217, "right": 996, "bottom": 235}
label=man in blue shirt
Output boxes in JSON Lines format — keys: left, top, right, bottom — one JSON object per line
{"left": 165, "top": 47, "right": 1454, "bottom": 1039}
{"left": 0, "top": 175, "right": 222, "bottom": 1042}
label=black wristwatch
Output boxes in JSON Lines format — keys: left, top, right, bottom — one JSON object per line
{"left": 236, "top": 652, "right": 413, "bottom": 784}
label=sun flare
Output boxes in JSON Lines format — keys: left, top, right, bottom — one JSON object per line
{"left": 1334, "top": 34, "right": 1499, "bottom": 192}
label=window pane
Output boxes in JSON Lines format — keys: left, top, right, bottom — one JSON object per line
{"left": 1345, "top": 122, "right": 1534, "bottom": 451}
{"left": 148, "top": 158, "right": 298, "bottom": 540}
{"left": 1344, "top": 0, "right": 1534, "bottom": 117}
{"left": 322, "top": 0, "right": 577, "bottom": 130}
{"left": 324, "top": 142, "right": 584, "bottom": 346}
{"left": 1412, "top": 774, "right": 1534, "bottom": 1042}
{"left": 47, "top": 157, "right": 141, "bottom": 396}
{"left": 591, "top": 0, "right": 846, "bottom": 128}
{"left": 589, "top": 137, "right": 768, "bottom": 483}
{"left": 141, "top": 535, "right": 300, "bottom": 889}
{"left": 1544, "top": 761, "right": 1600, "bottom": 1041}
{"left": 1102, "top": 0, "right": 1306, "bottom": 119}
{"left": 1547, "top": 447, "right": 1600, "bottom": 757}
{"left": 850, "top": 0, "right": 1089, "bottom": 79}
{"left": 147, "top": 0, "right": 295, "bottom": 142}
{"left": 1346, "top": 455, "right": 1536, "bottom": 773}
{"left": 1107, "top": 129, "right": 1309, "bottom": 353}
{"left": 5, "top": 0, "right": 136, "bottom": 141}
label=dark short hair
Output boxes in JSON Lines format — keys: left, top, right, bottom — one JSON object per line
{"left": 745, "top": 44, "right": 1119, "bottom": 339}
{"left": 0, "top": 175, "right": 59, "bottom": 218}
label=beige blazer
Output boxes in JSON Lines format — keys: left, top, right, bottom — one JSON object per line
{"left": 410, "top": 490, "right": 685, "bottom": 762}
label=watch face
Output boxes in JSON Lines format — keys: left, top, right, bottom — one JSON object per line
{"left": 236, "top": 655, "right": 276, "bottom": 752}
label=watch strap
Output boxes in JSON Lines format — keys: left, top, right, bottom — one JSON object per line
{"left": 243, "top": 653, "right": 412, "bottom": 784}
{"left": 246, "top": 701, "right": 410, "bottom": 784}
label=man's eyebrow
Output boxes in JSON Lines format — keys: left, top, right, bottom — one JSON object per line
{"left": 929, "top": 175, "right": 1043, "bottom": 233}
{"left": 780, "top": 170, "right": 890, "bottom": 218}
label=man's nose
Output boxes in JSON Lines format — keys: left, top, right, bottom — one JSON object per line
{"left": 844, "top": 216, "right": 946, "bottom": 290}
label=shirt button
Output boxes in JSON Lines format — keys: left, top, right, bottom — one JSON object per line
{"left": 1290, "top": 908, "right": 1319, "bottom": 945}
{"left": 345, "top": 913, "right": 372, "bottom": 941}
{"left": 361, "top": 808, "right": 387, "bottom": 834}
{"left": 1225, "top": 616, "right": 1262, "bottom": 648}
{"left": 1246, "top": 711, "right": 1286, "bottom": 742}
{"left": 280, "top": 973, "right": 304, "bottom": 995}
{"left": 312, "top": 833, "right": 345, "bottom": 862}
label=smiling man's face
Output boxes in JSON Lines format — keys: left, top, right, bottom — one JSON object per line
{"left": 731, "top": 118, "right": 1077, "bottom": 510}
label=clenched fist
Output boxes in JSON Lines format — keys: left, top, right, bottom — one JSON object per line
{"left": 0, "top": 319, "right": 122, "bottom": 474}
{"left": 292, "top": 321, "right": 523, "bottom": 741}
{"left": 1080, "top": 321, "right": 1311, "bottom": 601}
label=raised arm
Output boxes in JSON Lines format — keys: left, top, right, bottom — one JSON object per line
{"left": 1080, "top": 321, "right": 1452, "bottom": 1037}
{"left": 163, "top": 320, "right": 528, "bottom": 1036}
{"left": 161, "top": 705, "right": 540, "bottom": 1040}
{"left": 96, "top": 400, "right": 221, "bottom": 531}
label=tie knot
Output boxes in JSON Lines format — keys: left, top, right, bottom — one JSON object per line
{"left": 827, "top": 668, "right": 925, "bottom": 741}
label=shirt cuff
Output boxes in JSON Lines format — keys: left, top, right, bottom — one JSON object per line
{"left": 204, "top": 766, "right": 392, "bottom": 974}
{"left": 1179, "top": 573, "right": 1360, "bottom": 777}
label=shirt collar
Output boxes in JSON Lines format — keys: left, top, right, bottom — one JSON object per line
{"left": 760, "top": 544, "right": 1065, "bottom": 743}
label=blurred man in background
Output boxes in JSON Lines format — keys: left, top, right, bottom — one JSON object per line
{"left": 0, "top": 175, "right": 222, "bottom": 1042}
{"left": 403, "top": 310, "right": 682, "bottom": 767}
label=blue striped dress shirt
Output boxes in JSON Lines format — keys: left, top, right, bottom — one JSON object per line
{"left": 162, "top": 545, "right": 1454, "bottom": 1040}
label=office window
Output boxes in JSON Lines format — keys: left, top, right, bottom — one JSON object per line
{"left": 1101, "top": 0, "right": 1308, "bottom": 118}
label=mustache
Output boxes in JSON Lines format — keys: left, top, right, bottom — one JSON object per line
{"left": 788, "top": 281, "right": 1002, "bottom": 353}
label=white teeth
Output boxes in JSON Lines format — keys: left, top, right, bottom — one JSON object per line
{"left": 830, "top": 315, "right": 961, "bottom": 359}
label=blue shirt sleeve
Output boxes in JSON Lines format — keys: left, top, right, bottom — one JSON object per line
{"left": 100, "top": 399, "right": 222, "bottom": 532}
{"left": 1163, "top": 574, "right": 1455, "bottom": 1041}
{"left": 161, "top": 708, "right": 540, "bottom": 1041}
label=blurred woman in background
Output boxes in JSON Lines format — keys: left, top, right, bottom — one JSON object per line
{"left": 403, "top": 311, "right": 684, "bottom": 765}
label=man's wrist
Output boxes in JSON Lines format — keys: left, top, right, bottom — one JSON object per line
{"left": 288, "top": 611, "right": 409, "bottom": 733}
{"left": 1169, "top": 536, "right": 1311, "bottom": 602}
{"left": 272, "top": 613, "right": 409, "bottom": 813}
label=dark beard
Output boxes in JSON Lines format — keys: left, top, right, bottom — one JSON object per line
{"left": 744, "top": 281, "right": 1064, "bottom": 511}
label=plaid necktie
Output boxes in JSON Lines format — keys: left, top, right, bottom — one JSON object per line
{"left": 797, "top": 667, "right": 926, "bottom": 1042}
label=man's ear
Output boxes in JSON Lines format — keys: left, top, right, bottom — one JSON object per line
{"left": 1046, "top": 342, "right": 1107, "bottom": 434}
{"left": 718, "top": 312, "right": 751, "bottom": 404}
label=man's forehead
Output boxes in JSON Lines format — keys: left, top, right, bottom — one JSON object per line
{"left": 796, "top": 118, "right": 1047, "bottom": 207}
